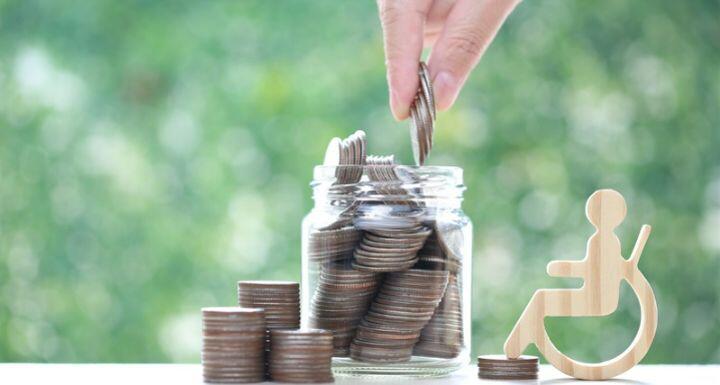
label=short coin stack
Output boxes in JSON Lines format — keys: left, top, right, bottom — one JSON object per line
{"left": 237, "top": 281, "right": 301, "bottom": 377}
{"left": 201, "top": 307, "right": 266, "bottom": 384}
{"left": 477, "top": 355, "right": 539, "bottom": 380}
{"left": 269, "top": 329, "right": 334, "bottom": 383}
{"left": 350, "top": 269, "right": 449, "bottom": 363}
{"left": 310, "top": 263, "right": 382, "bottom": 356}
{"left": 409, "top": 61, "right": 436, "bottom": 166}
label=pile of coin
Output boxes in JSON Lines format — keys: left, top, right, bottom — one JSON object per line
{"left": 413, "top": 274, "right": 463, "bottom": 358}
{"left": 409, "top": 62, "right": 436, "bottom": 166}
{"left": 237, "top": 281, "right": 300, "bottom": 377}
{"left": 307, "top": 225, "right": 361, "bottom": 263}
{"left": 349, "top": 269, "right": 449, "bottom": 363}
{"left": 352, "top": 224, "right": 433, "bottom": 272}
{"left": 324, "top": 129, "right": 366, "bottom": 185}
{"left": 310, "top": 263, "right": 382, "bottom": 356}
{"left": 201, "top": 307, "right": 266, "bottom": 383}
{"left": 477, "top": 355, "right": 539, "bottom": 380}
{"left": 269, "top": 329, "right": 334, "bottom": 383}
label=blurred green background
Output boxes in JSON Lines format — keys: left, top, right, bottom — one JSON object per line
{"left": 1, "top": 0, "right": 718, "bottom": 363}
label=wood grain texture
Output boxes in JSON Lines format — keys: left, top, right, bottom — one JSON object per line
{"left": 503, "top": 189, "right": 658, "bottom": 380}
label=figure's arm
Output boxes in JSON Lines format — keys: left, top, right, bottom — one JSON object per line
{"left": 628, "top": 225, "right": 652, "bottom": 268}
{"left": 547, "top": 260, "right": 585, "bottom": 278}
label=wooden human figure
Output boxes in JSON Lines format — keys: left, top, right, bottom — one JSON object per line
{"left": 504, "top": 189, "right": 657, "bottom": 380}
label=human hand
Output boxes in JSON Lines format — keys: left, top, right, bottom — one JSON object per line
{"left": 377, "top": 0, "right": 521, "bottom": 120}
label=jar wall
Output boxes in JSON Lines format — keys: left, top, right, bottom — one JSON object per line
{"left": 301, "top": 166, "right": 472, "bottom": 377}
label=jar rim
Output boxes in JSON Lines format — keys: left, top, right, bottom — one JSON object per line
{"left": 311, "top": 165, "right": 465, "bottom": 203}
{"left": 312, "top": 165, "right": 463, "bottom": 183}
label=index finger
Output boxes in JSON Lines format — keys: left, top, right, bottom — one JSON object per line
{"left": 377, "top": 0, "right": 434, "bottom": 120}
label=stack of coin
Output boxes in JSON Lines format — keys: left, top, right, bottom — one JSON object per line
{"left": 416, "top": 230, "right": 462, "bottom": 273}
{"left": 350, "top": 269, "right": 449, "bottom": 363}
{"left": 310, "top": 263, "right": 382, "bottom": 356}
{"left": 434, "top": 219, "right": 465, "bottom": 273}
{"left": 365, "top": 155, "right": 397, "bottom": 182}
{"left": 324, "top": 129, "right": 366, "bottom": 185}
{"left": 409, "top": 62, "right": 436, "bottom": 166}
{"left": 414, "top": 274, "right": 463, "bottom": 358}
{"left": 307, "top": 225, "right": 361, "bottom": 263}
{"left": 364, "top": 154, "right": 412, "bottom": 203}
{"left": 477, "top": 355, "right": 539, "bottom": 380}
{"left": 237, "top": 281, "right": 301, "bottom": 376}
{"left": 201, "top": 307, "right": 266, "bottom": 384}
{"left": 351, "top": 224, "right": 432, "bottom": 272}
{"left": 269, "top": 329, "right": 334, "bottom": 383}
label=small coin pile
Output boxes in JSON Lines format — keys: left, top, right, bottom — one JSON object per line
{"left": 310, "top": 263, "right": 382, "bottom": 356}
{"left": 477, "top": 355, "right": 539, "bottom": 380}
{"left": 350, "top": 269, "right": 449, "bottom": 363}
{"left": 365, "top": 155, "right": 396, "bottom": 181}
{"left": 324, "top": 130, "right": 367, "bottom": 185}
{"left": 201, "top": 307, "right": 266, "bottom": 384}
{"left": 409, "top": 62, "right": 436, "bottom": 166}
{"left": 352, "top": 224, "right": 433, "bottom": 272}
{"left": 237, "top": 281, "right": 300, "bottom": 378}
{"left": 269, "top": 329, "right": 334, "bottom": 383}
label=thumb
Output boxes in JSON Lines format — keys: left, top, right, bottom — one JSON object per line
{"left": 428, "top": 0, "right": 520, "bottom": 111}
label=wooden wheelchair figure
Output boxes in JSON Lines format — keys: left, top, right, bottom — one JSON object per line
{"left": 504, "top": 189, "right": 658, "bottom": 380}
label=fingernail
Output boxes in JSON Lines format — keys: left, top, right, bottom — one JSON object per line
{"left": 433, "top": 71, "right": 461, "bottom": 111}
{"left": 390, "top": 88, "right": 409, "bottom": 121}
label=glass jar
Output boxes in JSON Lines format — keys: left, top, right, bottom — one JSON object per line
{"left": 301, "top": 164, "right": 471, "bottom": 377}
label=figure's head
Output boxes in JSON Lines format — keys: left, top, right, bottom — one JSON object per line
{"left": 586, "top": 189, "right": 627, "bottom": 229}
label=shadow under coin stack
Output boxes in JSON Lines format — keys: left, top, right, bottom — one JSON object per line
{"left": 309, "top": 263, "right": 382, "bottom": 356}
{"left": 237, "top": 281, "right": 300, "bottom": 378}
{"left": 269, "top": 329, "right": 334, "bottom": 383}
{"left": 350, "top": 269, "right": 449, "bottom": 363}
{"left": 201, "top": 307, "right": 266, "bottom": 384}
{"left": 477, "top": 355, "right": 539, "bottom": 380}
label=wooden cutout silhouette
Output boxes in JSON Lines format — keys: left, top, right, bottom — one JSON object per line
{"left": 504, "top": 189, "right": 657, "bottom": 380}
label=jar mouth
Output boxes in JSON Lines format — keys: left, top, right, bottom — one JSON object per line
{"left": 312, "top": 165, "right": 463, "bottom": 183}
{"left": 311, "top": 165, "right": 465, "bottom": 204}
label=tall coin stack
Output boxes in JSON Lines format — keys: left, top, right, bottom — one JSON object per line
{"left": 269, "top": 329, "right": 335, "bottom": 383}
{"left": 237, "top": 281, "right": 301, "bottom": 378}
{"left": 201, "top": 307, "right": 266, "bottom": 384}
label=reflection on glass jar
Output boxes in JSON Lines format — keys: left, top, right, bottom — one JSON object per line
{"left": 301, "top": 164, "right": 472, "bottom": 376}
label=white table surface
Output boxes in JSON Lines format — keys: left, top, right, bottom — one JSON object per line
{"left": 0, "top": 364, "right": 717, "bottom": 385}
